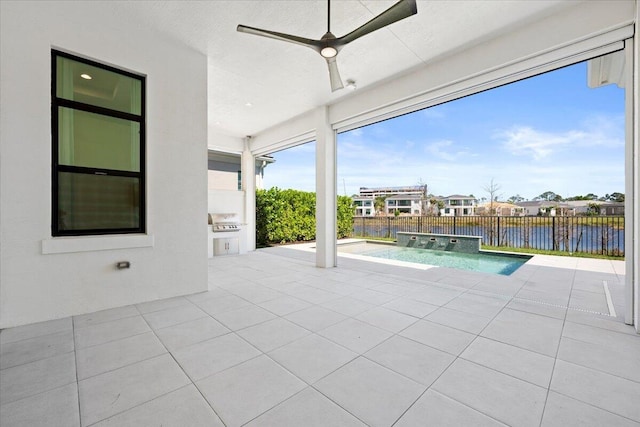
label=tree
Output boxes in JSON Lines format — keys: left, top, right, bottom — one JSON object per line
{"left": 507, "top": 194, "right": 525, "bottom": 204}
{"left": 482, "top": 178, "right": 502, "bottom": 214}
{"left": 534, "top": 191, "right": 562, "bottom": 202}
{"left": 587, "top": 202, "right": 601, "bottom": 216}
{"left": 609, "top": 192, "right": 625, "bottom": 202}
{"left": 374, "top": 196, "right": 386, "bottom": 215}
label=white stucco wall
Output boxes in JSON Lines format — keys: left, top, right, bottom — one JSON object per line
{"left": 0, "top": 2, "right": 209, "bottom": 328}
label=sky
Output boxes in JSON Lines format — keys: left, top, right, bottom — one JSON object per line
{"left": 262, "top": 60, "right": 625, "bottom": 201}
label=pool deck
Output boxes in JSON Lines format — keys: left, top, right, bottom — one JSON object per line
{"left": 1, "top": 245, "right": 637, "bottom": 426}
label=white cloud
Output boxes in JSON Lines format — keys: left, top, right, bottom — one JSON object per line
{"left": 496, "top": 115, "right": 623, "bottom": 161}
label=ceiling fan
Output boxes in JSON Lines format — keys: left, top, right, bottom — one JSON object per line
{"left": 237, "top": 0, "right": 417, "bottom": 92}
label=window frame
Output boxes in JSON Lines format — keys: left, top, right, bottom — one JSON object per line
{"left": 51, "top": 50, "right": 146, "bottom": 236}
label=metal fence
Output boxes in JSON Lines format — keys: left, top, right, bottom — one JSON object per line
{"left": 352, "top": 215, "right": 625, "bottom": 257}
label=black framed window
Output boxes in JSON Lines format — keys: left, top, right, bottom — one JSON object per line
{"left": 52, "top": 50, "right": 145, "bottom": 236}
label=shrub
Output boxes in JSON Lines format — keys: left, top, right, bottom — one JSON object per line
{"left": 256, "top": 188, "right": 353, "bottom": 245}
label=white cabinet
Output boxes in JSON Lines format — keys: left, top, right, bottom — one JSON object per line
{"left": 214, "top": 237, "right": 239, "bottom": 256}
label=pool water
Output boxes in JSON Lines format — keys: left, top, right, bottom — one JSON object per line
{"left": 340, "top": 242, "right": 530, "bottom": 275}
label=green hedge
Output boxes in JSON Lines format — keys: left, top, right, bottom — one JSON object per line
{"left": 256, "top": 188, "right": 353, "bottom": 245}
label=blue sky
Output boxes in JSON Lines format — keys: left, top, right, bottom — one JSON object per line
{"left": 263, "top": 61, "right": 625, "bottom": 201}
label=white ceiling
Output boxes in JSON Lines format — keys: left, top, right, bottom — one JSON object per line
{"left": 114, "top": 0, "right": 572, "bottom": 138}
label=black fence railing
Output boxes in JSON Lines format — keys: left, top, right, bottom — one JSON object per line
{"left": 352, "top": 215, "right": 625, "bottom": 257}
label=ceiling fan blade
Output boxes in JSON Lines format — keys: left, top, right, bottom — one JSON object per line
{"left": 237, "top": 25, "right": 321, "bottom": 51}
{"left": 326, "top": 57, "right": 344, "bottom": 92}
{"left": 336, "top": 0, "right": 417, "bottom": 46}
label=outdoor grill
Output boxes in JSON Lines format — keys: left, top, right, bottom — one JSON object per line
{"left": 208, "top": 213, "right": 241, "bottom": 232}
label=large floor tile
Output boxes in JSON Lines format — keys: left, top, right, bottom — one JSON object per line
{"left": 284, "top": 306, "right": 347, "bottom": 332}
{"left": 154, "top": 316, "right": 229, "bottom": 351}
{"left": 237, "top": 318, "right": 310, "bottom": 352}
{"left": 444, "top": 292, "right": 508, "bottom": 318}
{"left": 142, "top": 303, "right": 207, "bottom": 330}
{"left": 245, "top": 387, "right": 366, "bottom": 427}
{"left": 506, "top": 298, "right": 567, "bottom": 320}
{"left": 550, "top": 360, "right": 640, "bottom": 422}
{"left": 78, "top": 353, "right": 190, "bottom": 426}
{"left": 197, "top": 355, "right": 306, "bottom": 427}
{"left": 541, "top": 391, "right": 639, "bottom": 427}
{"left": 212, "top": 305, "right": 277, "bottom": 331}
{"left": 230, "top": 285, "right": 282, "bottom": 304}
{"left": 382, "top": 297, "right": 438, "bottom": 318}
{"left": 425, "top": 307, "right": 492, "bottom": 334}
{"left": 565, "top": 310, "right": 637, "bottom": 335}
{"left": 172, "top": 333, "right": 261, "bottom": 381}
{"left": 73, "top": 305, "right": 139, "bottom": 329}
{"left": 568, "top": 289, "right": 608, "bottom": 313}
{"left": 356, "top": 306, "right": 418, "bottom": 333}
{"left": 319, "top": 318, "right": 392, "bottom": 354}
{"left": 92, "top": 385, "right": 224, "bottom": 427}
{"left": 461, "top": 336, "right": 555, "bottom": 387}
{"left": 400, "top": 319, "right": 476, "bottom": 355}
{"left": 314, "top": 356, "right": 425, "bottom": 427}
{"left": 184, "top": 287, "right": 230, "bottom": 304}
{"left": 0, "top": 317, "right": 71, "bottom": 345}
{"left": 350, "top": 288, "right": 397, "bottom": 305}
{"left": 320, "top": 296, "right": 375, "bottom": 317}
{"left": 395, "top": 389, "right": 505, "bottom": 427}
{"left": 365, "top": 335, "right": 454, "bottom": 386}
{"left": 258, "top": 295, "right": 312, "bottom": 316}
{"left": 562, "top": 321, "right": 640, "bottom": 352}
{"left": 74, "top": 315, "right": 150, "bottom": 349}
{"left": 136, "top": 296, "right": 190, "bottom": 314}
{"left": 480, "top": 308, "right": 563, "bottom": 357}
{"left": 0, "top": 352, "right": 76, "bottom": 404}
{"left": 268, "top": 334, "right": 357, "bottom": 383}
{"left": 76, "top": 331, "right": 166, "bottom": 380}
{"left": 289, "top": 286, "right": 342, "bottom": 304}
{"left": 405, "top": 286, "right": 462, "bottom": 306}
{"left": 194, "top": 294, "right": 252, "bottom": 316}
{"left": 0, "top": 382, "right": 79, "bottom": 427}
{"left": 433, "top": 358, "right": 547, "bottom": 427}
{"left": 0, "top": 330, "right": 74, "bottom": 369}
{"left": 516, "top": 288, "right": 570, "bottom": 306}
{"left": 472, "top": 277, "right": 525, "bottom": 297}
{"left": 558, "top": 336, "right": 640, "bottom": 383}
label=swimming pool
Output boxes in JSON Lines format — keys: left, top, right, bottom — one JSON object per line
{"left": 338, "top": 241, "right": 531, "bottom": 275}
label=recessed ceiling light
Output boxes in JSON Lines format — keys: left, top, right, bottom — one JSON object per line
{"left": 80, "top": 73, "right": 92, "bottom": 80}
{"left": 245, "top": 102, "right": 253, "bottom": 107}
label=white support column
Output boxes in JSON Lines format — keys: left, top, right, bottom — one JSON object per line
{"left": 315, "top": 106, "right": 337, "bottom": 268}
{"left": 627, "top": 23, "right": 640, "bottom": 331}
{"left": 242, "top": 137, "right": 256, "bottom": 252}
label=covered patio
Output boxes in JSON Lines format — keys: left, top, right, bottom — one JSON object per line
{"left": 2, "top": 249, "right": 638, "bottom": 426}
{"left": 1, "top": 1, "right": 639, "bottom": 425}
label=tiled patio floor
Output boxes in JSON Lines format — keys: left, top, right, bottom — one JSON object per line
{"left": 1, "top": 247, "right": 638, "bottom": 426}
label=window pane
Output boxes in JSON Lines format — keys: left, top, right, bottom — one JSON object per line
{"left": 57, "top": 172, "right": 140, "bottom": 231}
{"left": 56, "top": 56, "right": 141, "bottom": 115}
{"left": 58, "top": 107, "right": 140, "bottom": 172}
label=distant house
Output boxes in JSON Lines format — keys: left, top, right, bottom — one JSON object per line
{"left": 440, "top": 195, "right": 476, "bottom": 216}
{"left": 476, "top": 201, "right": 526, "bottom": 216}
{"left": 359, "top": 185, "right": 425, "bottom": 198}
{"left": 353, "top": 196, "right": 376, "bottom": 217}
{"left": 516, "top": 201, "right": 575, "bottom": 216}
{"left": 565, "top": 200, "right": 597, "bottom": 215}
{"left": 386, "top": 194, "right": 423, "bottom": 216}
{"left": 600, "top": 202, "right": 625, "bottom": 215}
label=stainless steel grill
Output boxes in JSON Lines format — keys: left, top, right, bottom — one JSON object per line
{"left": 208, "top": 213, "right": 241, "bottom": 232}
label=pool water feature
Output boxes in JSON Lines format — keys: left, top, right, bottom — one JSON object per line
{"left": 338, "top": 241, "right": 530, "bottom": 275}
